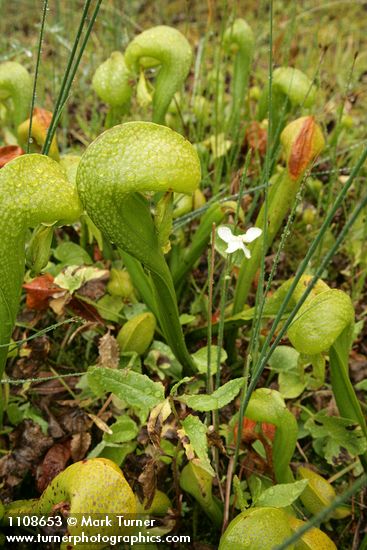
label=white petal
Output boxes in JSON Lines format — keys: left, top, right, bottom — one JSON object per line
{"left": 226, "top": 241, "right": 242, "bottom": 253}
{"left": 242, "top": 227, "right": 262, "bottom": 243}
{"left": 218, "top": 226, "right": 234, "bottom": 244}
{"left": 242, "top": 245, "right": 251, "bottom": 259}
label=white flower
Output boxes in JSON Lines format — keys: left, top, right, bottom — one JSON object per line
{"left": 217, "top": 226, "right": 262, "bottom": 258}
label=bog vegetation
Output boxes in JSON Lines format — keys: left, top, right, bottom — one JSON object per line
{"left": 0, "top": 1, "right": 366, "bottom": 549}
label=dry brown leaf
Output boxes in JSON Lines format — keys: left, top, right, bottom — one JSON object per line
{"left": 49, "top": 292, "right": 72, "bottom": 315}
{"left": 87, "top": 413, "right": 113, "bottom": 434}
{"left": 70, "top": 432, "right": 92, "bottom": 462}
{"left": 0, "top": 145, "right": 24, "bottom": 168}
{"left": 23, "top": 274, "right": 64, "bottom": 311}
{"left": 36, "top": 441, "right": 71, "bottom": 493}
{"left": 0, "top": 421, "right": 53, "bottom": 496}
{"left": 147, "top": 399, "right": 172, "bottom": 448}
{"left": 98, "top": 332, "right": 120, "bottom": 369}
{"left": 138, "top": 458, "right": 158, "bottom": 511}
{"left": 58, "top": 407, "right": 92, "bottom": 434}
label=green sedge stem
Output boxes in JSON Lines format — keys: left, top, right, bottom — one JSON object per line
{"left": 1, "top": 372, "right": 87, "bottom": 385}
{"left": 206, "top": 223, "right": 216, "bottom": 397}
{"left": 27, "top": 0, "right": 49, "bottom": 153}
{"left": 0, "top": 317, "right": 81, "bottom": 350}
{"left": 315, "top": 54, "right": 357, "bottom": 269}
{"left": 42, "top": 0, "right": 94, "bottom": 154}
{"left": 250, "top": 178, "right": 304, "bottom": 365}
{"left": 50, "top": 0, "right": 102, "bottom": 132}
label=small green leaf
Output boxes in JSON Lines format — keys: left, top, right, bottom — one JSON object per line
{"left": 278, "top": 371, "right": 306, "bottom": 399}
{"left": 177, "top": 377, "right": 244, "bottom": 411}
{"left": 268, "top": 345, "right": 299, "bottom": 372}
{"left": 119, "top": 351, "right": 142, "bottom": 372}
{"left": 178, "top": 415, "right": 214, "bottom": 476}
{"left": 54, "top": 241, "right": 92, "bottom": 266}
{"left": 268, "top": 345, "right": 306, "bottom": 398}
{"left": 123, "top": 302, "right": 149, "bottom": 319}
{"left": 170, "top": 376, "right": 194, "bottom": 396}
{"left": 7, "top": 402, "right": 49, "bottom": 434}
{"left": 87, "top": 366, "right": 165, "bottom": 415}
{"left": 192, "top": 345, "right": 227, "bottom": 375}
{"left": 104, "top": 416, "right": 139, "bottom": 444}
{"left": 179, "top": 313, "right": 196, "bottom": 325}
{"left": 6, "top": 402, "right": 23, "bottom": 425}
{"left": 305, "top": 411, "right": 367, "bottom": 464}
{"left": 82, "top": 213, "right": 104, "bottom": 251}
{"left": 96, "top": 294, "right": 124, "bottom": 322}
{"left": 255, "top": 479, "right": 308, "bottom": 508}
{"left": 88, "top": 441, "right": 136, "bottom": 466}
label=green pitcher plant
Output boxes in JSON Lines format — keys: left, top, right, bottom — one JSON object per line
{"left": 92, "top": 51, "right": 133, "bottom": 128}
{"left": 124, "top": 26, "right": 192, "bottom": 124}
{"left": 0, "top": 61, "right": 32, "bottom": 128}
{"left": 0, "top": 154, "right": 81, "bottom": 407}
{"left": 76, "top": 121, "right": 201, "bottom": 374}
{"left": 2, "top": 458, "right": 136, "bottom": 550}
{"left": 219, "top": 506, "right": 337, "bottom": 550}
{"left": 241, "top": 388, "right": 297, "bottom": 483}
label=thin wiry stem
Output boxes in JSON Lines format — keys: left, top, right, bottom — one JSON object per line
{"left": 215, "top": 153, "right": 250, "bottom": 392}
{"left": 1, "top": 371, "right": 86, "bottom": 385}
{"left": 27, "top": 0, "right": 49, "bottom": 153}
{"left": 46, "top": 0, "right": 102, "bottom": 138}
{"left": 0, "top": 317, "right": 82, "bottom": 349}
{"left": 42, "top": 0, "right": 101, "bottom": 154}
{"left": 206, "top": 223, "right": 216, "bottom": 397}
{"left": 315, "top": 53, "right": 357, "bottom": 268}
